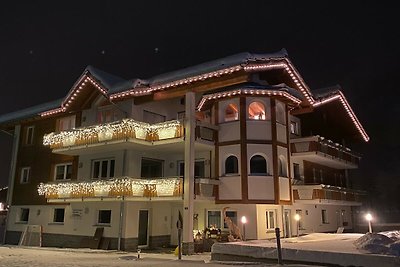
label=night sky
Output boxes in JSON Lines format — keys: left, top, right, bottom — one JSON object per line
{"left": 0, "top": 2, "right": 399, "bottom": 217}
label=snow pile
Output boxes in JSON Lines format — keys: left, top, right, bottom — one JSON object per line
{"left": 354, "top": 231, "right": 400, "bottom": 256}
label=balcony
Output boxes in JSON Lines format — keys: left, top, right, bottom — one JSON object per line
{"left": 293, "top": 184, "right": 364, "bottom": 206}
{"left": 291, "top": 136, "right": 360, "bottom": 169}
{"left": 38, "top": 177, "right": 183, "bottom": 202}
{"left": 195, "top": 178, "right": 219, "bottom": 198}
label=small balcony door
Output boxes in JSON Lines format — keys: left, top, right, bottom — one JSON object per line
{"left": 138, "top": 210, "right": 149, "bottom": 247}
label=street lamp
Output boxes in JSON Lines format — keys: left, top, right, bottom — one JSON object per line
{"left": 294, "top": 214, "right": 301, "bottom": 237}
{"left": 241, "top": 216, "right": 247, "bottom": 241}
{"left": 365, "top": 213, "right": 373, "bottom": 233}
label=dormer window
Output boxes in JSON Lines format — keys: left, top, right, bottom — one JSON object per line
{"left": 225, "top": 104, "right": 239, "bottom": 122}
{"left": 248, "top": 101, "right": 266, "bottom": 120}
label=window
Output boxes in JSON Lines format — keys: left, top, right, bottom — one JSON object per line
{"left": 19, "top": 208, "right": 29, "bottom": 222}
{"left": 248, "top": 101, "right": 266, "bottom": 120}
{"left": 290, "top": 121, "right": 299, "bottom": 135}
{"left": 312, "top": 168, "right": 317, "bottom": 183}
{"left": 225, "top": 156, "right": 238, "bottom": 175}
{"left": 98, "top": 210, "right": 111, "bottom": 224}
{"left": 141, "top": 158, "right": 163, "bottom": 178}
{"left": 321, "top": 210, "right": 328, "bottom": 224}
{"left": 53, "top": 208, "right": 65, "bottom": 223}
{"left": 295, "top": 209, "right": 303, "bottom": 229}
{"left": 54, "top": 163, "right": 72, "bottom": 180}
{"left": 143, "top": 110, "right": 165, "bottom": 124}
{"left": 224, "top": 103, "right": 238, "bottom": 122}
{"left": 92, "top": 159, "right": 115, "bottom": 179}
{"left": 320, "top": 170, "right": 324, "bottom": 183}
{"left": 178, "top": 160, "right": 205, "bottom": 178}
{"left": 207, "top": 210, "right": 221, "bottom": 228}
{"left": 20, "top": 167, "right": 30, "bottom": 184}
{"left": 276, "top": 102, "right": 286, "bottom": 125}
{"left": 278, "top": 156, "right": 287, "bottom": 177}
{"left": 57, "top": 115, "right": 76, "bottom": 131}
{"left": 97, "top": 108, "right": 122, "bottom": 124}
{"left": 266, "top": 210, "right": 276, "bottom": 230}
{"left": 25, "top": 126, "right": 34, "bottom": 145}
{"left": 250, "top": 155, "right": 267, "bottom": 175}
{"left": 293, "top": 163, "right": 301, "bottom": 180}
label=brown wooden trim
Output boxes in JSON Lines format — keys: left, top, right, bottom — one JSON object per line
{"left": 219, "top": 139, "right": 276, "bottom": 146}
{"left": 246, "top": 140, "right": 273, "bottom": 145}
{"left": 276, "top": 142, "right": 288, "bottom": 148}
{"left": 279, "top": 200, "right": 292, "bottom": 205}
{"left": 239, "top": 97, "right": 248, "bottom": 201}
{"left": 214, "top": 102, "right": 220, "bottom": 201}
{"left": 218, "top": 140, "right": 241, "bottom": 146}
{"left": 270, "top": 99, "right": 279, "bottom": 204}
{"left": 285, "top": 105, "right": 293, "bottom": 204}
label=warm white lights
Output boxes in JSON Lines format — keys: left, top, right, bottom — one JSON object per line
{"left": 365, "top": 213, "right": 372, "bottom": 222}
{"left": 43, "top": 119, "right": 181, "bottom": 147}
{"left": 38, "top": 177, "right": 182, "bottom": 199}
{"left": 241, "top": 216, "right": 247, "bottom": 224}
{"left": 294, "top": 214, "right": 301, "bottom": 221}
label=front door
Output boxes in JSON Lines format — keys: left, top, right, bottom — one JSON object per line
{"left": 283, "top": 209, "right": 291, "bottom": 238}
{"left": 138, "top": 210, "right": 149, "bottom": 247}
{"left": 170, "top": 206, "right": 183, "bottom": 246}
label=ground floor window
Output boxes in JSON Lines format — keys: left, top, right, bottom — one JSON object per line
{"left": 98, "top": 210, "right": 111, "bottom": 224}
{"left": 19, "top": 208, "right": 30, "bottom": 222}
{"left": 207, "top": 210, "right": 221, "bottom": 228}
{"left": 266, "top": 210, "right": 276, "bottom": 230}
{"left": 223, "top": 211, "right": 238, "bottom": 229}
{"left": 321, "top": 209, "right": 328, "bottom": 224}
{"left": 295, "top": 209, "right": 303, "bottom": 229}
{"left": 53, "top": 208, "right": 65, "bottom": 223}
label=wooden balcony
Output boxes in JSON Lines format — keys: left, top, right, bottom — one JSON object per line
{"left": 291, "top": 136, "right": 360, "bottom": 169}
{"left": 43, "top": 119, "right": 184, "bottom": 150}
{"left": 38, "top": 177, "right": 183, "bottom": 202}
{"left": 293, "top": 184, "right": 365, "bottom": 205}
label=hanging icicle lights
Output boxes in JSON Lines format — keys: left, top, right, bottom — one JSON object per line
{"left": 43, "top": 119, "right": 181, "bottom": 146}
{"left": 37, "top": 177, "right": 182, "bottom": 199}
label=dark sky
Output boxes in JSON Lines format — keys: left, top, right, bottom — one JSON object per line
{"left": 0, "top": 2, "right": 399, "bottom": 212}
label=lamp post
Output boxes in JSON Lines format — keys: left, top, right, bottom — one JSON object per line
{"left": 294, "top": 214, "right": 301, "bottom": 237}
{"left": 365, "top": 213, "right": 373, "bottom": 233}
{"left": 241, "top": 216, "right": 247, "bottom": 241}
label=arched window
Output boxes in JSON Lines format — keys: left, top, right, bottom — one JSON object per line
{"left": 225, "top": 155, "right": 238, "bottom": 174}
{"left": 250, "top": 155, "right": 267, "bottom": 174}
{"left": 276, "top": 102, "right": 286, "bottom": 124}
{"left": 225, "top": 104, "right": 239, "bottom": 122}
{"left": 248, "top": 101, "right": 266, "bottom": 120}
{"left": 278, "top": 156, "right": 287, "bottom": 177}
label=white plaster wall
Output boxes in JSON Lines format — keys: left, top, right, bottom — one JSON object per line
{"left": 248, "top": 176, "right": 274, "bottom": 200}
{"left": 289, "top": 204, "right": 353, "bottom": 235}
{"left": 219, "top": 176, "right": 242, "bottom": 200}
{"left": 256, "top": 204, "right": 282, "bottom": 239}
{"left": 218, "top": 121, "right": 240, "bottom": 142}
{"left": 277, "top": 146, "right": 288, "bottom": 177}
{"left": 246, "top": 120, "right": 272, "bottom": 140}
{"left": 275, "top": 100, "right": 286, "bottom": 125}
{"left": 277, "top": 124, "right": 287, "bottom": 143}
{"left": 279, "top": 177, "right": 291, "bottom": 201}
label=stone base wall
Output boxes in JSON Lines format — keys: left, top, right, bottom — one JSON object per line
{"left": 149, "top": 235, "right": 170, "bottom": 248}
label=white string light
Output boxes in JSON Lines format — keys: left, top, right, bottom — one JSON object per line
{"left": 37, "top": 177, "right": 183, "bottom": 199}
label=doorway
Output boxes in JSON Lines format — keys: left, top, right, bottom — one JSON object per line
{"left": 283, "top": 209, "right": 291, "bottom": 238}
{"left": 138, "top": 210, "right": 149, "bottom": 247}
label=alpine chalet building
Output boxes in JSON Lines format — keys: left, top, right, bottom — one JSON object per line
{"left": 0, "top": 49, "right": 368, "bottom": 253}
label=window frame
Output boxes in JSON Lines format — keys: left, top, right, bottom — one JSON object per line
{"left": 266, "top": 210, "right": 276, "bottom": 230}
{"left": 54, "top": 163, "right": 73, "bottom": 181}
{"left": 249, "top": 154, "right": 268, "bottom": 175}
{"left": 53, "top": 208, "right": 65, "bottom": 223}
{"left": 25, "top": 126, "right": 34, "bottom": 145}
{"left": 57, "top": 115, "right": 76, "bottom": 132}
{"left": 224, "top": 103, "right": 239, "bottom": 122}
{"left": 224, "top": 155, "right": 239, "bottom": 175}
{"left": 321, "top": 209, "right": 329, "bottom": 224}
{"left": 91, "top": 158, "right": 115, "bottom": 179}
{"left": 20, "top": 167, "right": 31, "bottom": 184}
{"left": 18, "top": 208, "right": 30, "bottom": 223}
{"left": 290, "top": 121, "right": 299, "bottom": 135}
{"left": 97, "top": 209, "right": 112, "bottom": 225}
{"left": 206, "top": 209, "right": 238, "bottom": 230}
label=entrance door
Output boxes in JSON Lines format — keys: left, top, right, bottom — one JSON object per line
{"left": 138, "top": 210, "right": 149, "bottom": 247}
{"left": 170, "top": 206, "right": 183, "bottom": 246}
{"left": 283, "top": 209, "right": 291, "bottom": 238}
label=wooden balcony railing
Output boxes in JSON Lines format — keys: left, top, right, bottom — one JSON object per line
{"left": 43, "top": 119, "right": 184, "bottom": 149}
{"left": 293, "top": 185, "right": 365, "bottom": 203}
{"left": 291, "top": 136, "right": 360, "bottom": 165}
{"left": 195, "top": 178, "right": 219, "bottom": 197}
{"left": 38, "top": 177, "right": 183, "bottom": 199}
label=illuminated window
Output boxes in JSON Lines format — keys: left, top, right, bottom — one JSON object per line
{"left": 224, "top": 104, "right": 238, "bottom": 122}
{"left": 225, "top": 156, "right": 238, "bottom": 174}
{"left": 54, "top": 163, "right": 72, "bottom": 180}
{"left": 278, "top": 156, "right": 287, "bottom": 177}
{"left": 248, "top": 102, "right": 266, "bottom": 120}
{"left": 290, "top": 121, "right": 299, "bottom": 135}
{"left": 321, "top": 210, "right": 328, "bottom": 224}
{"left": 250, "top": 155, "right": 267, "bottom": 175}
{"left": 20, "top": 167, "right": 30, "bottom": 184}
{"left": 266, "top": 210, "right": 276, "bottom": 229}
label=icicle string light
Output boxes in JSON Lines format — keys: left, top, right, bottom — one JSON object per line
{"left": 313, "top": 92, "right": 369, "bottom": 142}
{"left": 37, "top": 177, "right": 183, "bottom": 199}
{"left": 197, "top": 89, "right": 302, "bottom": 111}
{"left": 43, "top": 119, "right": 182, "bottom": 147}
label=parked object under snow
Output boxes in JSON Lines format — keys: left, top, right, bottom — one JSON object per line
{"left": 354, "top": 231, "right": 400, "bottom": 256}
